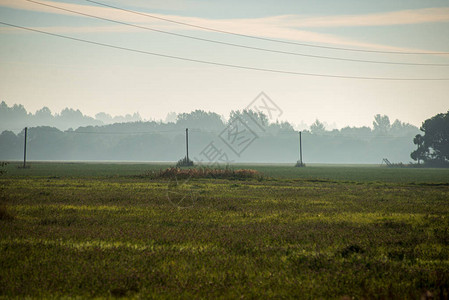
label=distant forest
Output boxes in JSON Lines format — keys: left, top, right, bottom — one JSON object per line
{"left": 0, "top": 101, "right": 142, "bottom": 132}
{"left": 0, "top": 102, "right": 420, "bottom": 164}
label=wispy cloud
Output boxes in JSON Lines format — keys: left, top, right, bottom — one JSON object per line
{"left": 280, "top": 8, "right": 449, "bottom": 27}
{"left": 107, "top": 0, "right": 202, "bottom": 12}
{"left": 1, "top": 0, "right": 448, "bottom": 53}
{"left": 0, "top": 0, "right": 176, "bottom": 25}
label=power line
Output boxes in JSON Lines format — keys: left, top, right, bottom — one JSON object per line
{"left": 2, "top": 21, "right": 449, "bottom": 81}
{"left": 86, "top": 0, "right": 449, "bottom": 55}
{"left": 25, "top": 0, "right": 449, "bottom": 67}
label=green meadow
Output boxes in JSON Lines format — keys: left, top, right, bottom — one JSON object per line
{"left": 1, "top": 162, "right": 449, "bottom": 298}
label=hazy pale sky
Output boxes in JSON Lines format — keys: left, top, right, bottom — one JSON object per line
{"left": 1, "top": 0, "right": 448, "bottom": 128}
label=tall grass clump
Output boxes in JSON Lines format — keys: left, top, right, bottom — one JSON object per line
{"left": 295, "top": 161, "right": 306, "bottom": 167}
{"left": 143, "top": 167, "right": 262, "bottom": 180}
{"left": 176, "top": 157, "right": 194, "bottom": 167}
{"left": 0, "top": 161, "right": 8, "bottom": 175}
{"left": 0, "top": 205, "right": 14, "bottom": 221}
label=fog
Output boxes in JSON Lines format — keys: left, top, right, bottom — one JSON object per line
{"left": 0, "top": 102, "right": 420, "bottom": 164}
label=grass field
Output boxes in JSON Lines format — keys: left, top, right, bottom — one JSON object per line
{"left": 1, "top": 162, "right": 449, "bottom": 298}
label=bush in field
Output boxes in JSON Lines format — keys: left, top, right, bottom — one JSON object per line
{"left": 0, "top": 161, "right": 7, "bottom": 175}
{"left": 144, "top": 167, "right": 262, "bottom": 180}
{"left": 0, "top": 205, "right": 14, "bottom": 221}
{"left": 295, "top": 161, "right": 306, "bottom": 167}
{"left": 175, "top": 156, "right": 194, "bottom": 167}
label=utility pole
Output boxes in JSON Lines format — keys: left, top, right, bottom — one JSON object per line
{"left": 295, "top": 131, "right": 304, "bottom": 167}
{"left": 299, "top": 131, "right": 303, "bottom": 165}
{"left": 185, "top": 128, "right": 189, "bottom": 161}
{"left": 23, "top": 127, "right": 27, "bottom": 168}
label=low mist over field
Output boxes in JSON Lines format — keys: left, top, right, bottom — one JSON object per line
{"left": 0, "top": 102, "right": 420, "bottom": 164}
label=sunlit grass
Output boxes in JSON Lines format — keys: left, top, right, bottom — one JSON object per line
{"left": 1, "top": 238, "right": 219, "bottom": 253}
{"left": 1, "top": 163, "right": 448, "bottom": 298}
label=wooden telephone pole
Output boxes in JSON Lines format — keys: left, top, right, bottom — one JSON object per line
{"left": 295, "top": 131, "right": 304, "bottom": 167}
{"left": 185, "top": 128, "right": 189, "bottom": 162}
{"left": 23, "top": 127, "right": 27, "bottom": 168}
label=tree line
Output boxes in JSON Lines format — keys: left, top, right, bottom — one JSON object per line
{"left": 1, "top": 106, "right": 428, "bottom": 164}
{"left": 0, "top": 101, "right": 141, "bottom": 132}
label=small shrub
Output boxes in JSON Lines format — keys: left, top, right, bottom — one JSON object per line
{"left": 0, "top": 161, "right": 8, "bottom": 175}
{"left": 0, "top": 205, "right": 14, "bottom": 221}
{"left": 340, "top": 244, "right": 364, "bottom": 257}
{"left": 109, "top": 274, "right": 140, "bottom": 297}
{"left": 176, "top": 156, "right": 194, "bottom": 167}
{"left": 294, "top": 161, "right": 305, "bottom": 167}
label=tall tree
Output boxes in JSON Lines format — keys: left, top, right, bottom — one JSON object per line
{"left": 410, "top": 134, "right": 425, "bottom": 164}
{"left": 411, "top": 111, "right": 449, "bottom": 166}
{"left": 177, "top": 110, "right": 224, "bottom": 131}
{"left": 228, "top": 109, "right": 268, "bottom": 131}
{"left": 310, "top": 119, "right": 326, "bottom": 135}
{"left": 373, "top": 114, "right": 391, "bottom": 134}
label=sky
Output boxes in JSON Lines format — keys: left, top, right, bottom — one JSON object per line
{"left": 0, "top": 0, "right": 449, "bottom": 129}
